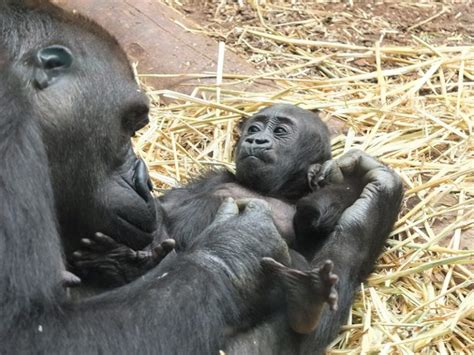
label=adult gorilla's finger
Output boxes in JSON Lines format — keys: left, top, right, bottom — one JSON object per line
{"left": 213, "top": 197, "right": 239, "bottom": 224}
{"left": 240, "top": 198, "right": 272, "bottom": 218}
{"left": 319, "top": 160, "right": 344, "bottom": 184}
{"left": 61, "top": 270, "right": 81, "bottom": 288}
{"left": 337, "top": 149, "right": 382, "bottom": 177}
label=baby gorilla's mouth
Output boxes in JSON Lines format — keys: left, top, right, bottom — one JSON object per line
{"left": 243, "top": 155, "right": 262, "bottom": 161}
{"left": 241, "top": 150, "right": 275, "bottom": 164}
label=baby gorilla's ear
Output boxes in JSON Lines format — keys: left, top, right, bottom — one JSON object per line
{"left": 237, "top": 117, "right": 246, "bottom": 133}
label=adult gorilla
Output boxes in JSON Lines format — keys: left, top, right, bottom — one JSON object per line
{"left": 0, "top": 50, "right": 289, "bottom": 353}
{"left": 0, "top": 1, "right": 404, "bottom": 354}
{"left": 1, "top": 0, "right": 158, "bottom": 257}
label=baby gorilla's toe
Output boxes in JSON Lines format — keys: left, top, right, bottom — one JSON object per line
{"left": 317, "top": 260, "right": 339, "bottom": 311}
{"left": 151, "top": 239, "right": 176, "bottom": 262}
{"left": 307, "top": 163, "right": 323, "bottom": 191}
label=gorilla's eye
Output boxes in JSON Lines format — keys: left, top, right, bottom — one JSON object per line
{"left": 248, "top": 125, "right": 260, "bottom": 133}
{"left": 274, "top": 126, "right": 287, "bottom": 135}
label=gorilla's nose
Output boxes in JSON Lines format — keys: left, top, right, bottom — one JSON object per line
{"left": 244, "top": 137, "right": 271, "bottom": 149}
{"left": 134, "top": 159, "right": 154, "bottom": 201}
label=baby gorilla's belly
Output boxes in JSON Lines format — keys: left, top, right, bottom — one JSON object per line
{"left": 214, "top": 183, "right": 296, "bottom": 244}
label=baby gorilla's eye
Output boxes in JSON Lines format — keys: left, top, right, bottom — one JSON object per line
{"left": 248, "top": 125, "right": 260, "bottom": 133}
{"left": 274, "top": 126, "right": 287, "bottom": 134}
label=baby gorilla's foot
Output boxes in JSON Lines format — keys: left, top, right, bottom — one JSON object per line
{"left": 72, "top": 233, "right": 175, "bottom": 286}
{"left": 261, "top": 258, "right": 338, "bottom": 334}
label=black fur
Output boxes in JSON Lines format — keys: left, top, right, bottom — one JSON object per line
{"left": 75, "top": 102, "right": 403, "bottom": 351}
{"left": 78, "top": 104, "right": 356, "bottom": 281}
{"left": 0, "top": 2, "right": 290, "bottom": 353}
{"left": 0, "top": 2, "right": 404, "bottom": 354}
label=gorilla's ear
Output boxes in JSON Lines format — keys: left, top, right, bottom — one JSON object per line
{"left": 33, "top": 45, "right": 73, "bottom": 89}
{"left": 237, "top": 117, "right": 247, "bottom": 133}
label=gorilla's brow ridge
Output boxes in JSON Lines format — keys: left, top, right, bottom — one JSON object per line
{"left": 274, "top": 116, "right": 296, "bottom": 125}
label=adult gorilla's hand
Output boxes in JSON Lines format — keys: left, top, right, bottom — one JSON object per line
{"left": 188, "top": 198, "right": 291, "bottom": 302}
{"left": 336, "top": 150, "right": 403, "bottom": 232}
{"left": 323, "top": 149, "right": 403, "bottom": 231}
{"left": 313, "top": 149, "right": 403, "bottom": 279}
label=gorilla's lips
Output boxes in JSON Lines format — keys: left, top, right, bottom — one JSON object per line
{"left": 98, "top": 158, "right": 158, "bottom": 250}
{"left": 239, "top": 148, "right": 276, "bottom": 164}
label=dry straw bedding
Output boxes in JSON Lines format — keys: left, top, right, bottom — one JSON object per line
{"left": 134, "top": 1, "right": 473, "bottom": 353}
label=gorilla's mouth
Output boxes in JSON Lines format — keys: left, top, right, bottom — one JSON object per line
{"left": 116, "top": 213, "right": 155, "bottom": 236}
{"left": 241, "top": 150, "right": 274, "bottom": 164}
{"left": 243, "top": 155, "right": 262, "bottom": 161}
{"left": 96, "top": 156, "right": 158, "bottom": 250}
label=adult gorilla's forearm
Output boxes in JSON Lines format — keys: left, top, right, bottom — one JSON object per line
{"left": 299, "top": 150, "right": 403, "bottom": 353}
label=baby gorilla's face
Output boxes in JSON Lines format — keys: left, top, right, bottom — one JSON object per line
{"left": 234, "top": 104, "right": 332, "bottom": 197}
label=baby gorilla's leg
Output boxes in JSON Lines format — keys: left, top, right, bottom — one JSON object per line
{"left": 261, "top": 257, "right": 338, "bottom": 334}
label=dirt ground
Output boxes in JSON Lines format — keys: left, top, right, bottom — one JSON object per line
{"left": 166, "top": 0, "right": 473, "bottom": 69}
{"left": 172, "top": 1, "right": 473, "bottom": 46}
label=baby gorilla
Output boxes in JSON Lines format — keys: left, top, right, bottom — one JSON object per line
{"left": 74, "top": 104, "right": 362, "bottom": 334}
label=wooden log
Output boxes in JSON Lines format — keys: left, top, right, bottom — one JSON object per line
{"left": 54, "top": 0, "right": 262, "bottom": 92}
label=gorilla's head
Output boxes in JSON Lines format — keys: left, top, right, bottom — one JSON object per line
{"left": 2, "top": 1, "right": 157, "bottom": 252}
{"left": 235, "top": 104, "right": 331, "bottom": 199}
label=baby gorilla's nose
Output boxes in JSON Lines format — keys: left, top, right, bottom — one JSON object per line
{"left": 244, "top": 136, "right": 272, "bottom": 149}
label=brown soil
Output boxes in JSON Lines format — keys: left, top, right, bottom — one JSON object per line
{"left": 171, "top": 1, "right": 473, "bottom": 46}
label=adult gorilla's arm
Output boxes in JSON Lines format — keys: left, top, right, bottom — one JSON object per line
{"left": 64, "top": 199, "right": 291, "bottom": 354}
{"left": 0, "top": 66, "right": 65, "bottom": 334}
{"left": 299, "top": 150, "right": 403, "bottom": 353}
{"left": 227, "top": 150, "right": 403, "bottom": 354}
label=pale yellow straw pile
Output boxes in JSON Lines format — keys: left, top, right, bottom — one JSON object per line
{"left": 134, "top": 1, "right": 473, "bottom": 353}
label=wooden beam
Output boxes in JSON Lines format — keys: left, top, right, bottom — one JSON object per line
{"left": 54, "top": 0, "right": 261, "bottom": 92}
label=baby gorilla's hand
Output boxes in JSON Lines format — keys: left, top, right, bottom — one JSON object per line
{"left": 310, "top": 160, "right": 345, "bottom": 189}
{"left": 307, "top": 163, "right": 323, "bottom": 191}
